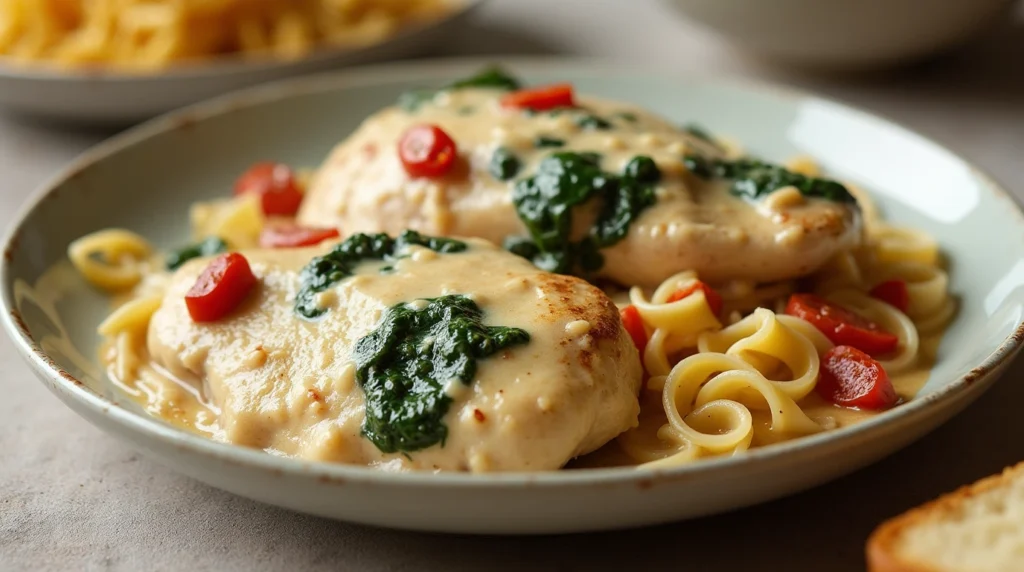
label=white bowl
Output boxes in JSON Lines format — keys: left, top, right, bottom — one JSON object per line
{"left": 0, "top": 0, "right": 482, "bottom": 124}
{"left": 664, "top": 0, "right": 1013, "bottom": 69}
{"left": 3, "top": 58, "right": 1023, "bottom": 534}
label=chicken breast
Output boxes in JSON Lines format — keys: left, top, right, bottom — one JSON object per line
{"left": 297, "top": 87, "right": 862, "bottom": 287}
{"left": 146, "top": 237, "right": 642, "bottom": 472}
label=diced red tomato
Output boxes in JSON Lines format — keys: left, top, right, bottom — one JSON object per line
{"left": 233, "top": 162, "right": 304, "bottom": 216}
{"left": 258, "top": 225, "right": 340, "bottom": 248}
{"left": 785, "top": 293, "right": 899, "bottom": 356}
{"left": 817, "top": 345, "right": 898, "bottom": 410}
{"left": 398, "top": 124, "right": 458, "bottom": 178}
{"left": 666, "top": 281, "right": 723, "bottom": 316}
{"left": 500, "top": 83, "right": 575, "bottom": 111}
{"left": 185, "top": 253, "right": 258, "bottom": 323}
{"left": 869, "top": 279, "right": 910, "bottom": 313}
{"left": 620, "top": 305, "right": 647, "bottom": 356}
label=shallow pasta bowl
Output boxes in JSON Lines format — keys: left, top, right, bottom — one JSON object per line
{"left": 2, "top": 58, "right": 1023, "bottom": 534}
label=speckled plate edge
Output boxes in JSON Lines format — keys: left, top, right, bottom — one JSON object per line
{"left": 3, "top": 56, "right": 1023, "bottom": 491}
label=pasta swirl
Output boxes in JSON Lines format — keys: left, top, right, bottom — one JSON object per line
{"left": 698, "top": 308, "right": 820, "bottom": 401}
{"left": 646, "top": 350, "right": 824, "bottom": 468}
{"left": 870, "top": 224, "right": 939, "bottom": 267}
{"left": 812, "top": 214, "right": 955, "bottom": 335}
{"left": 620, "top": 308, "right": 827, "bottom": 468}
{"left": 68, "top": 228, "right": 154, "bottom": 292}
{"left": 629, "top": 271, "right": 721, "bottom": 376}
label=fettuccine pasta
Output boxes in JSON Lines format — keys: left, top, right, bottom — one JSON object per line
{"left": 611, "top": 205, "right": 953, "bottom": 467}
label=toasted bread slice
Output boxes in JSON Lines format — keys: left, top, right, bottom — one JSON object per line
{"left": 867, "top": 462, "right": 1024, "bottom": 572}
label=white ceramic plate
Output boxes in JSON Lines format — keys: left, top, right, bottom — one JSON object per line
{"left": 0, "top": 1, "right": 482, "bottom": 124}
{"left": 3, "top": 58, "right": 1023, "bottom": 534}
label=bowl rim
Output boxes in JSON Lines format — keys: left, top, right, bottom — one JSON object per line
{"left": 0, "top": 0, "right": 483, "bottom": 82}
{"left": 3, "top": 55, "right": 1023, "bottom": 488}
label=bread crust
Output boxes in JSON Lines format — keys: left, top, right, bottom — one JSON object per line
{"left": 866, "top": 462, "right": 1024, "bottom": 572}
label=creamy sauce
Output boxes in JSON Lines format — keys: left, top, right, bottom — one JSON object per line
{"left": 297, "top": 88, "right": 861, "bottom": 287}
{"left": 129, "top": 238, "right": 642, "bottom": 472}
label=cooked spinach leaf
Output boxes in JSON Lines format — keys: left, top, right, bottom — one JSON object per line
{"left": 397, "top": 88, "right": 440, "bottom": 113}
{"left": 353, "top": 295, "right": 529, "bottom": 454}
{"left": 507, "top": 152, "right": 659, "bottom": 274}
{"left": 165, "top": 237, "right": 227, "bottom": 271}
{"left": 447, "top": 66, "right": 521, "bottom": 91}
{"left": 294, "top": 231, "right": 466, "bottom": 319}
{"left": 683, "top": 155, "right": 856, "bottom": 204}
{"left": 489, "top": 147, "right": 522, "bottom": 181}
{"left": 398, "top": 66, "right": 521, "bottom": 112}
{"left": 575, "top": 113, "right": 612, "bottom": 130}
{"left": 534, "top": 136, "right": 565, "bottom": 148}
{"left": 682, "top": 122, "right": 716, "bottom": 143}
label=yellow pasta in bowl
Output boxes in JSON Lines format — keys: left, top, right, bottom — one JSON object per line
{"left": 0, "top": 0, "right": 480, "bottom": 122}
{"left": 3, "top": 60, "right": 1020, "bottom": 533}
{"left": 0, "top": 0, "right": 459, "bottom": 71}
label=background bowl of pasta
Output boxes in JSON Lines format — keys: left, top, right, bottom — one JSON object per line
{"left": 0, "top": 0, "right": 481, "bottom": 123}
{"left": 3, "top": 58, "right": 1023, "bottom": 534}
{"left": 661, "top": 0, "right": 1012, "bottom": 70}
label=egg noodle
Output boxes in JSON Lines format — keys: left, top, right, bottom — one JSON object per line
{"left": 67, "top": 153, "right": 954, "bottom": 469}
{"left": 0, "top": 0, "right": 456, "bottom": 71}
{"left": 601, "top": 154, "right": 954, "bottom": 467}
{"left": 615, "top": 198, "right": 951, "bottom": 467}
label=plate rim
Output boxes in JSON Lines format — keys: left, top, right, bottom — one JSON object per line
{"left": 0, "top": 0, "right": 483, "bottom": 83}
{"left": 3, "top": 55, "right": 1023, "bottom": 488}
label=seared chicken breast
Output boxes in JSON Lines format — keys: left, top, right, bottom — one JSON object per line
{"left": 297, "top": 88, "right": 861, "bottom": 287}
{"left": 147, "top": 237, "right": 642, "bottom": 472}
